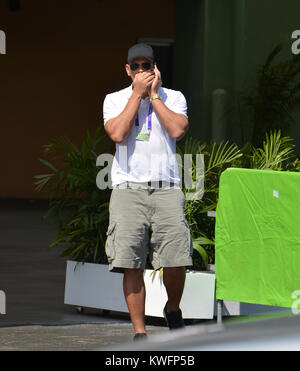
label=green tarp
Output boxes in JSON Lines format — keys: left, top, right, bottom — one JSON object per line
{"left": 215, "top": 168, "right": 300, "bottom": 308}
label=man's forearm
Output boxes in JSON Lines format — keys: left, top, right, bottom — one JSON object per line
{"left": 151, "top": 99, "right": 188, "bottom": 140}
{"left": 105, "top": 92, "right": 142, "bottom": 143}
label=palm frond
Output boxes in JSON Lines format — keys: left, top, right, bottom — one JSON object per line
{"left": 251, "top": 129, "right": 295, "bottom": 170}
{"left": 206, "top": 141, "right": 242, "bottom": 173}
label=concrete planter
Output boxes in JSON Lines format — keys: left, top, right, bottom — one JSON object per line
{"left": 64, "top": 261, "right": 289, "bottom": 320}
{"left": 64, "top": 261, "right": 216, "bottom": 319}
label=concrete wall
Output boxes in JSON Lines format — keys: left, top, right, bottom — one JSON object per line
{"left": 0, "top": 0, "right": 174, "bottom": 198}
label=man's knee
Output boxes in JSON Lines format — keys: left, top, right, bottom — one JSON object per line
{"left": 124, "top": 268, "right": 144, "bottom": 278}
{"left": 163, "top": 266, "right": 185, "bottom": 275}
{"left": 123, "top": 269, "right": 145, "bottom": 295}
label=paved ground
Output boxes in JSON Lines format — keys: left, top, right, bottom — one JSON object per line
{"left": 0, "top": 323, "right": 169, "bottom": 351}
{"left": 1, "top": 199, "right": 299, "bottom": 352}
{"left": 0, "top": 199, "right": 177, "bottom": 350}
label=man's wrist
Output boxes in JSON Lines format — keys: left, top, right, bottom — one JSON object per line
{"left": 150, "top": 93, "right": 161, "bottom": 103}
{"left": 150, "top": 89, "right": 158, "bottom": 96}
{"left": 131, "top": 90, "right": 143, "bottom": 101}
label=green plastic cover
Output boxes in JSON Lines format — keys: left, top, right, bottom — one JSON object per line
{"left": 215, "top": 168, "right": 300, "bottom": 308}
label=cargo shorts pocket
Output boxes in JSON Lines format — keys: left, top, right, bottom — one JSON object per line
{"left": 105, "top": 222, "right": 117, "bottom": 264}
{"left": 183, "top": 218, "right": 193, "bottom": 257}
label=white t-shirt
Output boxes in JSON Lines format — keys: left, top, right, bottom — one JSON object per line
{"left": 103, "top": 85, "right": 188, "bottom": 188}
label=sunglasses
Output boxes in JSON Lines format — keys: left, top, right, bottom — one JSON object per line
{"left": 130, "top": 62, "right": 152, "bottom": 71}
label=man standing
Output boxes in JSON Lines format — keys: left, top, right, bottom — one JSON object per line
{"left": 103, "top": 43, "right": 193, "bottom": 341}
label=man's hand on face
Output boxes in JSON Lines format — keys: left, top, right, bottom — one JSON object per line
{"left": 149, "top": 64, "right": 162, "bottom": 97}
{"left": 133, "top": 71, "right": 155, "bottom": 99}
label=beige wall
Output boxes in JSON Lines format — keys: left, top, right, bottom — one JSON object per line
{"left": 0, "top": 0, "right": 174, "bottom": 198}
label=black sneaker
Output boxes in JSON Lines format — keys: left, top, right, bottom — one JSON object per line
{"left": 133, "top": 333, "right": 147, "bottom": 341}
{"left": 163, "top": 302, "right": 185, "bottom": 330}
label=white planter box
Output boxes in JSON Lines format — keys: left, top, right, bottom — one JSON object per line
{"left": 64, "top": 261, "right": 216, "bottom": 319}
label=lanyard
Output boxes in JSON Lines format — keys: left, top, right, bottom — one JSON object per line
{"left": 135, "top": 103, "right": 153, "bottom": 131}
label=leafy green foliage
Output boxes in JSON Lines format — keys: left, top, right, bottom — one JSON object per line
{"left": 177, "top": 129, "right": 300, "bottom": 270}
{"left": 177, "top": 138, "right": 243, "bottom": 270}
{"left": 34, "top": 127, "right": 113, "bottom": 264}
{"left": 35, "top": 126, "right": 299, "bottom": 271}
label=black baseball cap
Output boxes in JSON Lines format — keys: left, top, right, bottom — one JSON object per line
{"left": 127, "top": 43, "right": 155, "bottom": 64}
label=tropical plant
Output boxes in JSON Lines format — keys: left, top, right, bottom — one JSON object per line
{"left": 250, "top": 130, "right": 296, "bottom": 170}
{"left": 35, "top": 125, "right": 300, "bottom": 272}
{"left": 177, "top": 137, "right": 243, "bottom": 270}
{"left": 234, "top": 129, "right": 300, "bottom": 171}
{"left": 34, "top": 127, "right": 114, "bottom": 264}
{"left": 177, "top": 129, "right": 300, "bottom": 270}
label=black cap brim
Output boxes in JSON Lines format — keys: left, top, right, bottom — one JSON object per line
{"left": 127, "top": 43, "right": 155, "bottom": 63}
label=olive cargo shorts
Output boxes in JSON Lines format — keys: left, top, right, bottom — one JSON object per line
{"left": 105, "top": 184, "right": 193, "bottom": 273}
